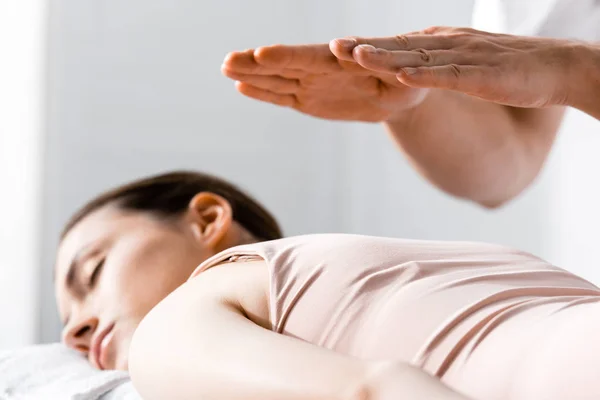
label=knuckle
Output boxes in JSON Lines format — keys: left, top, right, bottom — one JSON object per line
{"left": 463, "top": 39, "right": 483, "bottom": 50}
{"left": 456, "top": 27, "right": 479, "bottom": 34}
{"left": 346, "top": 35, "right": 364, "bottom": 45}
{"left": 393, "top": 34, "right": 410, "bottom": 48}
{"left": 449, "top": 64, "right": 461, "bottom": 79}
{"left": 464, "top": 38, "right": 496, "bottom": 52}
{"left": 415, "top": 48, "right": 433, "bottom": 63}
{"left": 423, "top": 26, "right": 446, "bottom": 34}
{"left": 448, "top": 32, "right": 472, "bottom": 40}
{"left": 445, "top": 64, "right": 462, "bottom": 88}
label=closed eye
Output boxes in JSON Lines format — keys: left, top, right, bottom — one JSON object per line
{"left": 88, "top": 258, "right": 105, "bottom": 288}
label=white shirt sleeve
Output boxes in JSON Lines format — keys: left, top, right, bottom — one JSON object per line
{"left": 471, "top": 0, "right": 600, "bottom": 40}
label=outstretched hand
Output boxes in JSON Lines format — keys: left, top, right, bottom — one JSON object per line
{"left": 221, "top": 43, "right": 429, "bottom": 122}
{"left": 341, "top": 26, "right": 574, "bottom": 108}
{"left": 223, "top": 26, "right": 575, "bottom": 119}
{"left": 221, "top": 27, "right": 575, "bottom": 207}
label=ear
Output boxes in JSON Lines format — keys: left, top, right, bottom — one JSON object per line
{"left": 186, "top": 192, "right": 233, "bottom": 250}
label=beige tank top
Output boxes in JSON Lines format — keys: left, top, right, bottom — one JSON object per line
{"left": 190, "top": 234, "right": 600, "bottom": 399}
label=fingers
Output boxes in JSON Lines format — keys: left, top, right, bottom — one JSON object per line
{"left": 223, "top": 27, "right": 481, "bottom": 80}
{"left": 222, "top": 69, "right": 300, "bottom": 94}
{"left": 330, "top": 34, "right": 459, "bottom": 61}
{"left": 235, "top": 81, "right": 298, "bottom": 108}
{"left": 351, "top": 46, "right": 478, "bottom": 74}
{"left": 223, "top": 43, "right": 364, "bottom": 78}
{"left": 423, "top": 26, "right": 480, "bottom": 35}
{"left": 329, "top": 25, "right": 473, "bottom": 62}
{"left": 396, "top": 65, "right": 486, "bottom": 94}
{"left": 253, "top": 43, "right": 344, "bottom": 73}
{"left": 222, "top": 51, "right": 308, "bottom": 79}
{"left": 223, "top": 49, "right": 261, "bottom": 74}
{"left": 223, "top": 46, "right": 371, "bottom": 85}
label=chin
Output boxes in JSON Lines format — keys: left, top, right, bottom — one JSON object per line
{"left": 113, "top": 335, "right": 132, "bottom": 371}
{"left": 115, "top": 358, "right": 129, "bottom": 371}
{"left": 108, "top": 348, "right": 129, "bottom": 371}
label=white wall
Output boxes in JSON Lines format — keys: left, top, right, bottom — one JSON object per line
{"left": 0, "top": 1, "right": 46, "bottom": 349}
{"left": 38, "top": 0, "right": 577, "bottom": 344}
{"left": 546, "top": 110, "right": 600, "bottom": 284}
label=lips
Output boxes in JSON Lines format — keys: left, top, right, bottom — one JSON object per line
{"left": 90, "top": 323, "right": 115, "bottom": 370}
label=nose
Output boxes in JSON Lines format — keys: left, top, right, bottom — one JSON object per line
{"left": 62, "top": 314, "right": 99, "bottom": 355}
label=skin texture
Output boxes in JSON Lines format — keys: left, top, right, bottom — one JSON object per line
{"left": 128, "top": 259, "right": 472, "bottom": 400}
{"left": 55, "top": 190, "right": 473, "bottom": 400}
{"left": 345, "top": 27, "right": 577, "bottom": 108}
{"left": 221, "top": 27, "right": 592, "bottom": 207}
{"left": 565, "top": 41, "right": 600, "bottom": 121}
{"left": 55, "top": 192, "right": 251, "bottom": 370}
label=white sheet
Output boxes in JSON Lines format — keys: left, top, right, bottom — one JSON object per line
{"left": 0, "top": 343, "right": 141, "bottom": 400}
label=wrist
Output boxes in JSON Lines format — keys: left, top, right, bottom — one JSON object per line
{"left": 563, "top": 42, "right": 600, "bottom": 114}
{"left": 383, "top": 93, "right": 433, "bottom": 137}
{"left": 384, "top": 87, "right": 431, "bottom": 124}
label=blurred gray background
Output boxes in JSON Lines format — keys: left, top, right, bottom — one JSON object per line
{"left": 3, "top": 0, "right": 600, "bottom": 348}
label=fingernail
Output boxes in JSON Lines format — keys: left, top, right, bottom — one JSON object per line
{"left": 335, "top": 38, "right": 357, "bottom": 49}
{"left": 401, "top": 67, "right": 418, "bottom": 75}
{"left": 358, "top": 44, "right": 377, "bottom": 53}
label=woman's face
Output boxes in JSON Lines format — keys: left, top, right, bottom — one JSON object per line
{"left": 55, "top": 199, "right": 229, "bottom": 371}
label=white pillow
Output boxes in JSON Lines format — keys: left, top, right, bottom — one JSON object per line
{"left": 0, "top": 343, "right": 141, "bottom": 400}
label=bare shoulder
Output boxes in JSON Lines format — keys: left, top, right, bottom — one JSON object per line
{"left": 129, "top": 260, "right": 273, "bottom": 398}
{"left": 160, "top": 260, "right": 272, "bottom": 329}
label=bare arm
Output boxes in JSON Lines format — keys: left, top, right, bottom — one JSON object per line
{"left": 222, "top": 30, "right": 569, "bottom": 208}
{"left": 566, "top": 42, "right": 600, "bottom": 121}
{"left": 383, "top": 91, "right": 564, "bottom": 207}
{"left": 329, "top": 30, "right": 578, "bottom": 208}
{"left": 334, "top": 29, "right": 600, "bottom": 206}
{"left": 128, "top": 261, "right": 472, "bottom": 400}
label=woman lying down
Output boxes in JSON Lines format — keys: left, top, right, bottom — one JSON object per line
{"left": 55, "top": 171, "right": 600, "bottom": 400}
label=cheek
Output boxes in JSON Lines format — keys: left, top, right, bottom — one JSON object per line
{"left": 106, "top": 235, "right": 205, "bottom": 315}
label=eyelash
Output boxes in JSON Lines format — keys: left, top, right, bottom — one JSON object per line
{"left": 88, "top": 258, "right": 105, "bottom": 288}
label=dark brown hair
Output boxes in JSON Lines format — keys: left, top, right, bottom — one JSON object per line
{"left": 62, "top": 171, "right": 283, "bottom": 241}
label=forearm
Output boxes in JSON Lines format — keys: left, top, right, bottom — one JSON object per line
{"left": 567, "top": 42, "right": 600, "bottom": 120}
{"left": 384, "top": 90, "right": 564, "bottom": 207}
